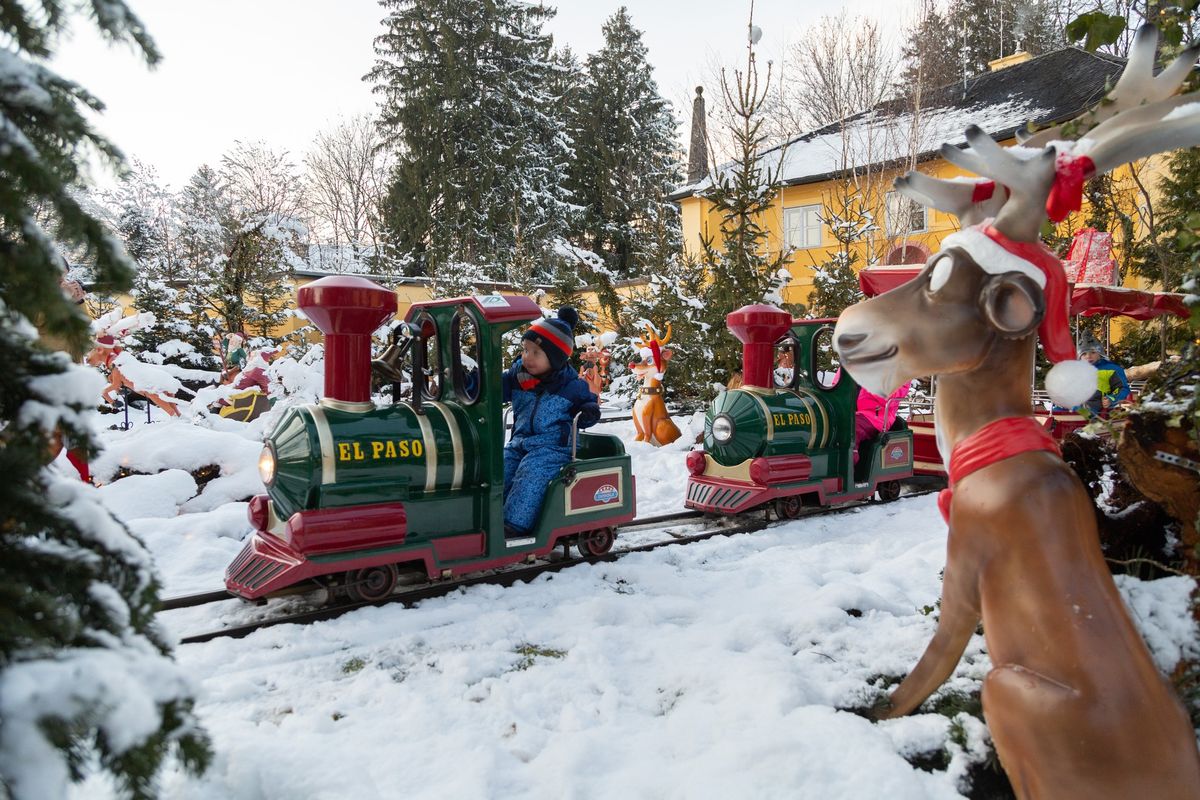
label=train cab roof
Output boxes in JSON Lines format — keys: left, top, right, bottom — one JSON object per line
{"left": 407, "top": 294, "right": 542, "bottom": 326}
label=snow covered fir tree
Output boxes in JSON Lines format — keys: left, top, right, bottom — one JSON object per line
{"left": 564, "top": 7, "right": 683, "bottom": 321}
{"left": 0, "top": 2, "right": 209, "bottom": 797}
{"left": 368, "top": 0, "right": 573, "bottom": 283}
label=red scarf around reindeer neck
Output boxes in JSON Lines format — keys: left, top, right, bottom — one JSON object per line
{"left": 937, "top": 416, "right": 1061, "bottom": 524}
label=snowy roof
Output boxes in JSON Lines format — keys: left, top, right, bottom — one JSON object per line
{"left": 671, "top": 47, "right": 1127, "bottom": 200}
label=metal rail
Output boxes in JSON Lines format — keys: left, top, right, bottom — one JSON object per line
{"left": 175, "top": 492, "right": 936, "bottom": 645}
{"left": 157, "top": 510, "right": 707, "bottom": 613}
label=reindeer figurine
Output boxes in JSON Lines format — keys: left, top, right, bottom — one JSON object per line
{"left": 86, "top": 312, "right": 183, "bottom": 418}
{"left": 834, "top": 26, "right": 1200, "bottom": 798}
{"left": 630, "top": 323, "right": 682, "bottom": 446}
{"left": 576, "top": 331, "right": 616, "bottom": 402}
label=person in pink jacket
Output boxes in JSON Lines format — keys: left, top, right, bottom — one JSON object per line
{"left": 854, "top": 381, "right": 911, "bottom": 457}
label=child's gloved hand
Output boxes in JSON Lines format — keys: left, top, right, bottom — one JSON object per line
{"left": 576, "top": 401, "right": 601, "bottom": 428}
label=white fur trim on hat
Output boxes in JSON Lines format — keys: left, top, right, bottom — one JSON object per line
{"left": 1045, "top": 359, "right": 1097, "bottom": 408}
{"left": 941, "top": 228, "right": 1047, "bottom": 288}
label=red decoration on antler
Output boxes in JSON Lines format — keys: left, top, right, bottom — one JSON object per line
{"left": 1045, "top": 153, "right": 1096, "bottom": 222}
{"left": 970, "top": 180, "right": 997, "bottom": 203}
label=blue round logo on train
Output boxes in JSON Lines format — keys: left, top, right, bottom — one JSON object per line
{"left": 593, "top": 484, "right": 619, "bottom": 503}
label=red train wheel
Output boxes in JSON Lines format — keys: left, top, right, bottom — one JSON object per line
{"left": 345, "top": 565, "right": 398, "bottom": 602}
{"left": 775, "top": 495, "right": 803, "bottom": 519}
{"left": 578, "top": 528, "right": 615, "bottom": 557}
{"left": 876, "top": 481, "right": 902, "bottom": 502}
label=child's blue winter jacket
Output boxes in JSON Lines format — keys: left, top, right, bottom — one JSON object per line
{"left": 501, "top": 360, "right": 600, "bottom": 534}
{"left": 502, "top": 360, "right": 601, "bottom": 451}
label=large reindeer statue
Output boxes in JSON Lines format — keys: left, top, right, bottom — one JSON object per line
{"left": 834, "top": 26, "right": 1200, "bottom": 798}
{"left": 630, "top": 323, "right": 682, "bottom": 446}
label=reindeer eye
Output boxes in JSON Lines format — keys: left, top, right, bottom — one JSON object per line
{"left": 929, "top": 255, "right": 953, "bottom": 293}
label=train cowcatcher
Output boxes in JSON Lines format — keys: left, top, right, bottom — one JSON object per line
{"left": 686, "top": 305, "right": 914, "bottom": 518}
{"left": 226, "top": 276, "right": 635, "bottom": 602}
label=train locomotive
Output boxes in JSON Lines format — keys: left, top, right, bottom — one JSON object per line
{"left": 686, "top": 305, "right": 914, "bottom": 518}
{"left": 226, "top": 276, "right": 635, "bottom": 601}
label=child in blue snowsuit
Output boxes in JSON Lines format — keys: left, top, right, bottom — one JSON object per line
{"left": 501, "top": 308, "right": 601, "bottom": 537}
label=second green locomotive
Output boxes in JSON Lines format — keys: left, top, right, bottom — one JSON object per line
{"left": 686, "top": 305, "right": 913, "bottom": 517}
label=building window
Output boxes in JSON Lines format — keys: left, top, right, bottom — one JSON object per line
{"left": 783, "top": 204, "right": 822, "bottom": 249}
{"left": 885, "top": 191, "right": 927, "bottom": 236}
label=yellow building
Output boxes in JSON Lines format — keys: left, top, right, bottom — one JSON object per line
{"left": 672, "top": 47, "right": 1147, "bottom": 310}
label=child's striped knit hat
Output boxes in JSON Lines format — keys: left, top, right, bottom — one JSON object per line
{"left": 524, "top": 307, "right": 579, "bottom": 371}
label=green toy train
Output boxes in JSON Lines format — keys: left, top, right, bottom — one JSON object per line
{"left": 226, "top": 277, "right": 634, "bottom": 601}
{"left": 686, "top": 305, "right": 914, "bottom": 517}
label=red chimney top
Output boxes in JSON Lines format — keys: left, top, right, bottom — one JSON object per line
{"left": 297, "top": 276, "right": 397, "bottom": 405}
{"left": 726, "top": 304, "right": 793, "bottom": 389}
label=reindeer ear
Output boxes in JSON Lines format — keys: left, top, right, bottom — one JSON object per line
{"left": 979, "top": 273, "right": 1044, "bottom": 339}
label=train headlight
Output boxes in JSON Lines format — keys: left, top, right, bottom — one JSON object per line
{"left": 711, "top": 414, "right": 735, "bottom": 444}
{"left": 258, "top": 445, "right": 276, "bottom": 486}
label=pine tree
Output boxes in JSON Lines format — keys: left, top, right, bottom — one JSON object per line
{"left": 0, "top": 2, "right": 210, "bottom": 796}
{"left": 368, "top": 0, "right": 573, "bottom": 281}
{"left": 899, "top": 0, "right": 1065, "bottom": 92}
{"left": 623, "top": 251, "right": 713, "bottom": 404}
{"left": 898, "top": 2, "right": 961, "bottom": 94}
{"left": 177, "top": 165, "right": 230, "bottom": 343}
{"left": 1124, "top": 146, "right": 1200, "bottom": 363}
{"left": 176, "top": 146, "right": 303, "bottom": 340}
{"left": 565, "top": 8, "right": 682, "bottom": 321}
{"left": 807, "top": 183, "right": 872, "bottom": 317}
{"left": 699, "top": 29, "right": 792, "bottom": 382}
{"left": 110, "top": 187, "right": 216, "bottom": 370}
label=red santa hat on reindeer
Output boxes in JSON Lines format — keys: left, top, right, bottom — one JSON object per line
{"left": 940, "top": 223, "right": 1097, "bottom": 408}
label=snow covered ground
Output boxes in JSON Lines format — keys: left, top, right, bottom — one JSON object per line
{"left": 66, "top": 408, "right": 1199, "bottom": 799}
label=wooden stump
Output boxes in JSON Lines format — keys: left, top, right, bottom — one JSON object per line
{"left": 1117, "top": 411, "right": 1200, "bottom": 567}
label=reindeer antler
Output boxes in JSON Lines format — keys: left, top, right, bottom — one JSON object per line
{"left": 1019, "top": 25, "right": 1200, "bottom": 147}
{"left": 900, "top": 25, "right": 1200, "bottom": 243}
{"left": 892, "top": 172, "right": 1008, "bottom": 228}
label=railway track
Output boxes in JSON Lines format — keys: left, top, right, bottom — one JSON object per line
{"left": 168, "top": 490, "right": 938, "bottom": 645}
{"left": 160, "top": 509, "right": 705, "bottom": 612}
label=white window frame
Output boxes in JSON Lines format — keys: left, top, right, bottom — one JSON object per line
{"left": 885, "top": 191, "right": 927, "bottom": 236}
{"left": 783, "top": 204, "right": 822, "bottom": 250}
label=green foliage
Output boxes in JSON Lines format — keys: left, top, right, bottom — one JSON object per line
{"left": 368, "top": 0, "right": 572, "bottom": 280}
{"left": 564, "top": 8, "right": 682, "bottom": 321}
{"left": 899, "top": 0, "right": 1064, "bottom": 92}
{"left": 511, "top": 643, "right": 567, "bottom": 671}
{"left": 1065, "top": 12, "right": 1131, "bottom": 51}
{"left": 0, "top": 1, "right": 210, "bottom": 795}
{"left": 699, "top": 43, "right": 792, "bottom": 381}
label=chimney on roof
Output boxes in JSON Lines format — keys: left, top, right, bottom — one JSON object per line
{"left": 988, "top": 51, "right": 1032, "bottom": 72}
{"left": 687, "top": 86, "right": 708, "bottom": 184}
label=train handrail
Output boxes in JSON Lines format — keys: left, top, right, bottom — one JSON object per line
{"left": 570, "top": 411, "right": 583, "bottom": 461}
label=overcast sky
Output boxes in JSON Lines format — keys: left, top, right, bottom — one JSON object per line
{"left": 52, "top": 0, "right": 918, "bottom": 190}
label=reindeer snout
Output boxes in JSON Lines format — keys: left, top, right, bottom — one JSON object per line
{"left": 836, "top": 331, "right": 869, "bottom": 353}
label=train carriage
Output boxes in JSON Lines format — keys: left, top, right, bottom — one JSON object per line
{"left": 226, "top": 277, "right": 634, "bottom": 602}
{"left": 686, "top": 305, "right": 913, "bottom": 518}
